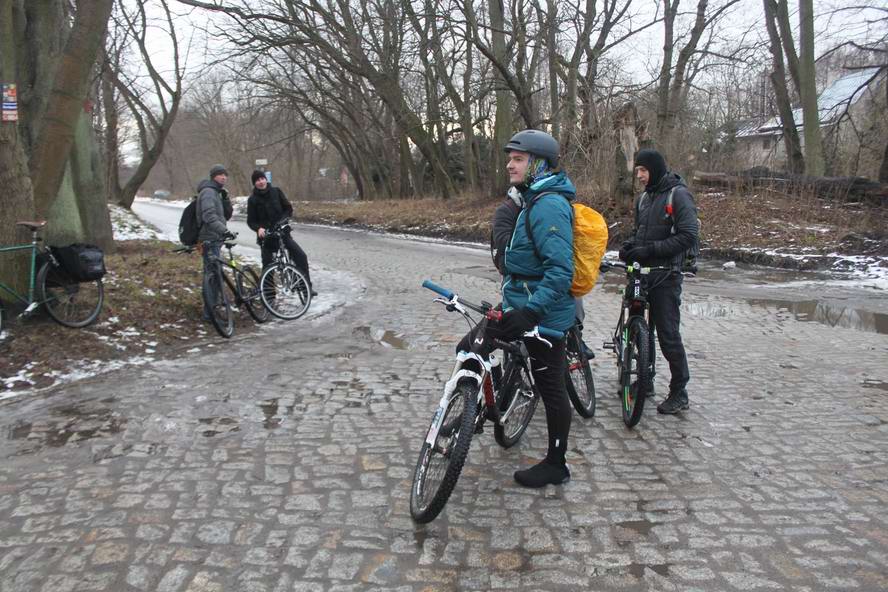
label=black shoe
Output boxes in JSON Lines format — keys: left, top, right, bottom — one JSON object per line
{"left": 514, "top": 460, "right": 571, "bottom": 488}
{"left": 581, "top": 341, "right": 595, "bottom": 360}
{"left": 657, "top": 390, "right": 689, "bottom": 414}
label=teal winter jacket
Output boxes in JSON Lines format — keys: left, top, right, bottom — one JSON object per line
{"left": 502, "top": 172, "right": 576, "bottom": 332}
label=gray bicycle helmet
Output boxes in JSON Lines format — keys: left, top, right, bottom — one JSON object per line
{"left": 503, "top": 129, "right": 560, "bottom": 168}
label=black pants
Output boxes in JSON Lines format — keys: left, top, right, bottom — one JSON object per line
{"left": 458, "top": 325, "right": 571, "bottom": 465}
{"left": 260, "top": 234, "right": 311, "bottom": 285}
{"left": 647, "top": 274, "right": 690, "bottom": 393}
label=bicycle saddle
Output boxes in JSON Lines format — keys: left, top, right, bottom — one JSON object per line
{"left": 16, "top": 220, "right": 47, "bottom": 231}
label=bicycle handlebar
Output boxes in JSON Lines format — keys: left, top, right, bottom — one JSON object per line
{"left": 422, "top": 280, "right": 453, "bottom": 300}
{"left": 422, "top": 279, "right": 564, "bottom": 340}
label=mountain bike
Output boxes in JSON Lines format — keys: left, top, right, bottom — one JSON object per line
{"left": 176, "top": 234, "right": 269, "bottom": 338}
{"left": 259, "top": 219, "right": 312, "bottom": 320}
{"left": 600, "top": 261, "right": 671, "bottom": 428}
{"left": 410, "top": 280, "right": 563, "bottom": 524}
{"left": 0, "top": 221, "right": 103, "bottom": 332}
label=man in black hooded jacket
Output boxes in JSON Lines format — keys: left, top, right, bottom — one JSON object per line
{"left": 619, "top": 148, "right": 697, "bottom": 415}
{"left": 247, "top": 170, "right": 316, "bottom": 296}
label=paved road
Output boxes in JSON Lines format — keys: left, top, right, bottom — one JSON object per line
{"left": 1, "top": 219, "right": 887, "bottom": 592}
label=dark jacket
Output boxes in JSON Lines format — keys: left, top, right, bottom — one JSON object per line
{"left": 247, "top": 186, "right": 293, "bottom": 235}
{"left": 502, "top": 172, "right": 576, "bottom": 332}
{"left": 631, "top": 172, "right": 698, "bottom": 269}
{"left": 196, "top": 179, "right": 229, "bottom": 243}
{"left": 490, "top": 197, "right": 521, "bottom": 274}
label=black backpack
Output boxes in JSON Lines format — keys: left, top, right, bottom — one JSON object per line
{"left": 178, "top": 197, "right": 201, "bottom": 246}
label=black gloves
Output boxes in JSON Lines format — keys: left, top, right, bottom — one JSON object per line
{"left": 618, "top": 241, "right": 634, "bottom": 262}
{"left": 623, "top": 244, "right": 653, "bottom": 262}
{"left": 490, "top": 307, "right": 540, "bottom": 340}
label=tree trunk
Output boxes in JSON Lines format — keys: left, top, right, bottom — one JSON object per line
{"left": 655, "top": 0, "right": 678, "bottom": 144}
{"left": 0, "top": 0, "right": 36, "bottom": 297}
{"left": 612, "top": 102, "right": 639, "bottom": 204}
{"left": 881, "top": 80, "right": 888, "bottom": 183}
{"left": 29, "top": 0, "right": 114, "bottom": 217}
{"left": 545, "top": 0, "right": 560, "bottom": 138}
{"left": 101, "top": 60, "right": 121, "bottom": 205}
{"left": 798, "top": 0, "right": 824, "bottom": 176}
{"left": 763, "top": 0, "right": 805, "bottom": 174}
{"left": 489, "top": 0, "right": 512, "bottom": 197}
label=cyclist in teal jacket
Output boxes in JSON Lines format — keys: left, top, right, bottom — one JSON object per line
{"left": 491, "top": 129, "right": 575, "bottom": 488}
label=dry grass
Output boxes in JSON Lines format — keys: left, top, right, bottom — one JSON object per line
{"left": 296, "top": 186, "right": 888, "bottom": 259}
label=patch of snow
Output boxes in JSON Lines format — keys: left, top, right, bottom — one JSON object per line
{"left": 110, "top": 204, "right": 161, "bottom": 241}
{"left": 723, "top": 261, "right": 736, "bottom": 269}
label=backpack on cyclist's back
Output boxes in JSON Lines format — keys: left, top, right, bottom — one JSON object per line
{"left": 524, "top": 195, "right": 609, "bottom": 297}
{"left": 178, "top": 196, "right": 201, "bottom": 246}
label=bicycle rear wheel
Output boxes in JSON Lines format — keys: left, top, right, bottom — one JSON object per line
{"left": 238, "top": 266, "right": 269, "bottom": 323}
{"left": 204, "top": 265, "right": 233, "bottom": 338}
{"left": 565, "top": 326, "right": 596, "bottom": 418}
{"left": 410, "top": 380, "right": 477, "bottom": 524}
{"left": 621, "top": 316, "right": 650, "bottom": 428}
{"left": 38, "top": 262, "right": 103, "bottom": 328}
{"left": 260, "top": 262, "right": 311, "bottom": 320}
{"left": 494, "top": 360, "right": 539, "bottom": 448}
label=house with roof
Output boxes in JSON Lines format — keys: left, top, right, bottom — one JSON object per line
{"left": 735, "top": 67, "right": 887, "bottom": 178}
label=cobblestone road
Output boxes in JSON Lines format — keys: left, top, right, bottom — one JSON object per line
{"left": 1, "top": 225, "right": 887, "bottom": 592}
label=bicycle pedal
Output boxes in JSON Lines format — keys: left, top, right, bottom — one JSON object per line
{"left": 602, "top": 341, "right": 614, "bottom": 349}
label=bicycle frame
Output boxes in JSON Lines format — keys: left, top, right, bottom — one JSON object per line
{"left": 604, "top": 262, "right": 673, "bottom": 383}
{"left": 0, "top": 231, "right": 50, "bottom": 310}
{"left": 421, "top": 280, "right": 561, "bottom": 448}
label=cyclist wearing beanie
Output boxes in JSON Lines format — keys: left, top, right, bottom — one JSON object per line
{"left": 247, "top": 170, "right": 316, "bottom": 297}
{"left": 495, "top": 129, "right": 576, "bottom": 488}
{"left": 619, "top": 148, "right": 698, "bottom": 414}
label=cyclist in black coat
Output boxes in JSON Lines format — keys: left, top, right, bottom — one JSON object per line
{"left": 246, "top": 170, "right": 316, "bottom": 296}
{"left": 619, "top": 148, "right": 697, "bottom": 414}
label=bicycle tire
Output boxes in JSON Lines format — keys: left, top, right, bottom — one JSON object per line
{"left": 204, "top": 264, "right": 233, "bottom": 338}
{"left": 565, "top": 326, "right": 596, "bottom": 418}
{"left": 239, "top": 266, "right": 269, "bottom": 323}
{"left": 260, "top": 262, "right": 311, "bottom": 320}
{"left": 0, "top": 302, "right": 4, "bottom": 335}
{"left": 37, "top": 262, "right": 104, "bottom": 328}
{"left": 621, "top": 316, "right": 650, "bottom": 428}
{"left": 494, "top": 362, "right": 539, "bottom": 448}
{"left": 410, "top": 380, "right": 478, "bottom": 524}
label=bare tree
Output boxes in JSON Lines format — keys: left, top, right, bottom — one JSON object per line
{"left": 104, "top": 0, "right": 186, "bottom": 209}
{"left": 763, "top": 0, "right": 805, "bottom": 173}
{"left": 655, "top": 0, "right": 742, "bottom": 150}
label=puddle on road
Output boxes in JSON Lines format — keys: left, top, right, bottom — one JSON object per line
{"left": 259, "top": 399, "right": 281, "bottom": 429}
{"left": 627, "top": 563, "right": 670, "bottom": 578}
{"left": 7, "top": 402, "right": 127, "bottom": 454}
{"left": 684, "top": 297, "right": 888, "bottom": 334}
{"left": 197, "top": 416, "right": 240, "bottom": 438}
{"left": 597, "top": 263, "right": 887, "bottom": 334}
{"left": 353, "top": 326, "right": 409, "bottom": 349}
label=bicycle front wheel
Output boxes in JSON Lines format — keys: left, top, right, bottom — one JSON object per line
{"left": 621, "top": 316, "right": 650, "bottom": 428}
{"left": 38, "top": 263, "right": 104, "bottom": 328}
{"left": 410, "top": 380, "right": 478, "bottom": 524}
{"left": 204, "top": 265, "right": 233, "bottom": 338}
{"left": 260, "top": 263, "right": 311, "bottom": 320}
{"left": 494, "top": 361, "right": 539, "bottom": 448}
{"left": 238, "top": 266, "right": 269, "bottom": 323}
{"left": 565, "top": 326, "right": 596, "bottom": 418}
